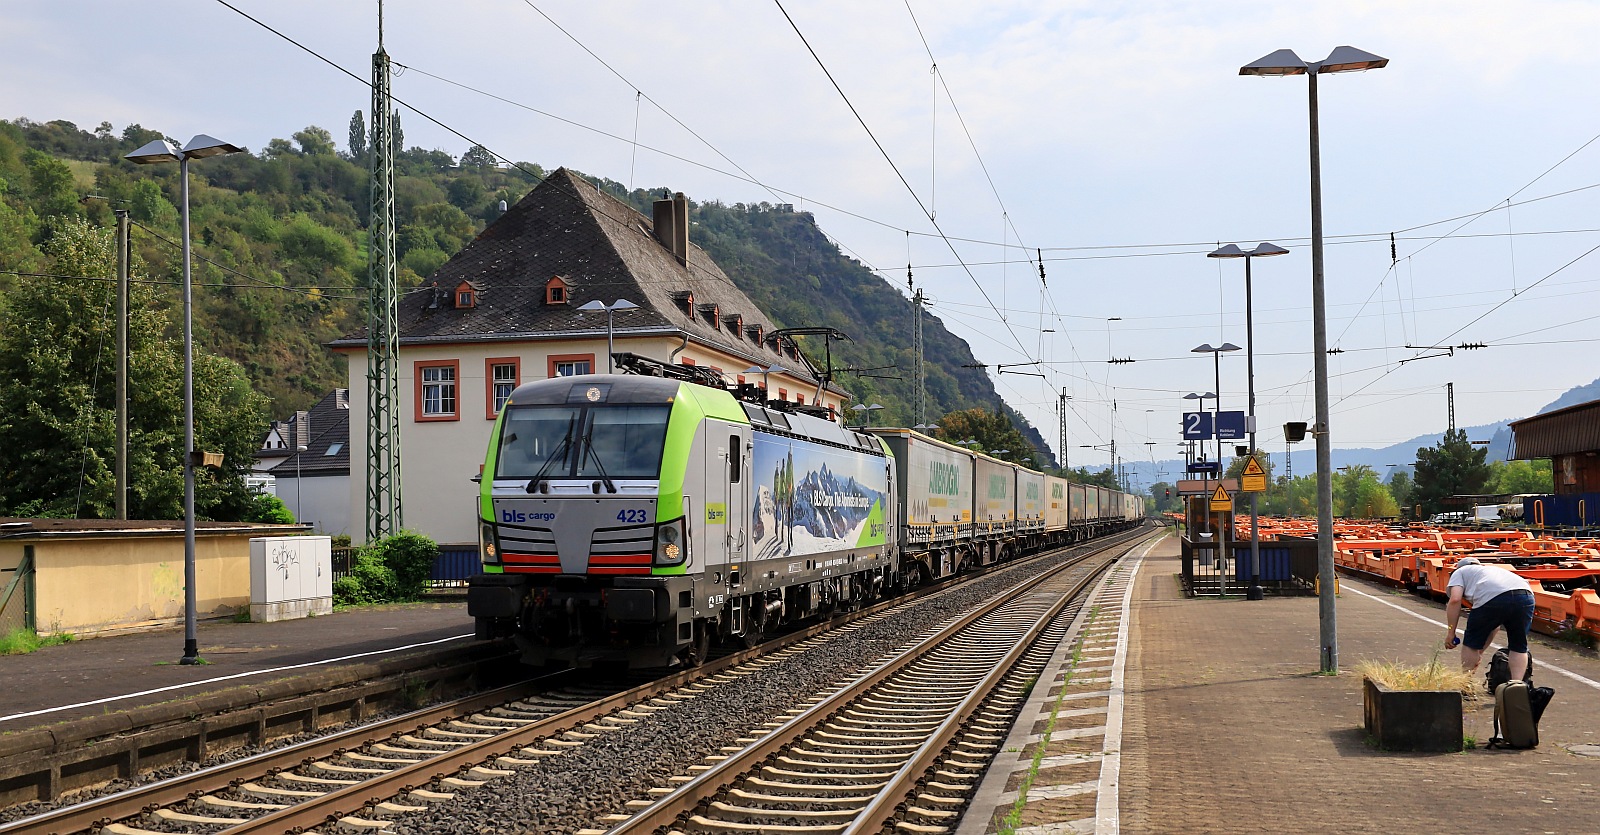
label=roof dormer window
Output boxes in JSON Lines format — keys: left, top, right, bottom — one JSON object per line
{"left": 723, "top": 313, "right": 743, "bottom": 336}
{"left": 697, "top": 303, "right": 720, "bottom": 327}
{"left": 672, "top": 290, "right": 694, "bottom": 316}
{"left": 746, "top": 324, "right": 764, "bottom": 344}
{"left": 454, "top": 281, "right": 478, "bottom": 309}
{"left": 545, "top": 276, "right": 570, "bottom": 306}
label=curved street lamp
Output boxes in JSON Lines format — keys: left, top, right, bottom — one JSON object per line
{"left": 126, "top": 134, "right": 246, "bottom": 665}
{"left": 1209, "top": 243, "right": 1288, "bottom": 600}
{"left": 577, "top": 298, "right": 639, "bottom": 373}
{"left": 1242, "top": 44, "right": 1389, "bottom": 673}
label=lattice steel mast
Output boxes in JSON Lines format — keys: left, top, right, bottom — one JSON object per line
{"left": 909, "top": 267, "right": 925, "bottom": 427}
{"left": 365, "top": 2, "right": 401, "bottom": 541}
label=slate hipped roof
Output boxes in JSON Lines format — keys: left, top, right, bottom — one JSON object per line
{"left": 256, "top": 389, "right": 351, "bottom": 476}
{"left": 331, "top": 168, "right": 839, "bottom": 392}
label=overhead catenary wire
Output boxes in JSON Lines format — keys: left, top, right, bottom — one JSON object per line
{"left": 771, "top": 0, "right": 1036, "bottom": 366}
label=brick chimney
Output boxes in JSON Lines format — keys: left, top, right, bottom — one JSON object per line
{"left": 653, "top": 191, "right": 689, "bottom": 266}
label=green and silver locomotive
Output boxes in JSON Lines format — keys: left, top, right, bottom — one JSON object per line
{"left": 467, "top": 372, "right": 896, "bottom": 668}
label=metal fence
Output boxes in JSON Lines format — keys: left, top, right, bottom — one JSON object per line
{"left": 0, "top": 546, "right": 36, "bottom": 635}
{"left": 1181, "top": 535, "right": 1317, "bottom": 597}
{"left": 330, "top": 545, "right": 478, "bottom": 589}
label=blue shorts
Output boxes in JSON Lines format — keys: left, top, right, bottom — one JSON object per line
{"left": 1463, "top": 589, "right": 1535, "bottom": 653}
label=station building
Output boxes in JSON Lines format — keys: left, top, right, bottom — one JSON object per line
{"left": 332, "top": 169, "right": 848, "bottom": 545}
{"left": 1509, "top": 396, "right": 1600, "bottom": 527}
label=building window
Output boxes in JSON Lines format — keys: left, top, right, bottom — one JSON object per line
{"left": 486, "top": 357, "right": 521, "bottom": 418}
{"left": 325, "top": 442, "right": 343, "bottom": 456}
{"left": 546, "top": 276, "right": 570, "bottom": 305}
{"left": 778, "top": 388, "right": 787, "bottom": 400}
{"left": 548, "top": 353, "right": 596, "bottom": 379}
{"left": 415, "top": 360, "right": 460, "bottom": 422}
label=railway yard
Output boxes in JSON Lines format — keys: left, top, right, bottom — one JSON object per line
{"left": 4, "top": 523, "right": 1600, "bottom": 835}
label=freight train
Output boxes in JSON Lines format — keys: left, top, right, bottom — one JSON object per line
{"left": 466, "top": 361, "right": 1144, "bottom": 668}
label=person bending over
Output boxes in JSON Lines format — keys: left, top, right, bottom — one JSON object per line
{"left": 1443, "top": 556, "right": 1535, "bottom": 681}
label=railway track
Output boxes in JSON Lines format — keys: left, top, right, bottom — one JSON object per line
{"left": 0, "top": 527, "right": 1149, "bottom": 835}
{"left": 597, "top": 534, "right": 1134, "bottom": 835}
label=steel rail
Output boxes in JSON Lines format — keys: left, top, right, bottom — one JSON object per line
{"left": 4, "top": 524, "right": 1146, "bottom": 835}
{"left": 601, "top": 530, "right": 1149, "bottom": 835}
{"left": 844, "top": 538, "right": 1144, "bottom": 834}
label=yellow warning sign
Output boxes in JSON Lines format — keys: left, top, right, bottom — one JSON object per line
{"left": 1209, "top": 483, "right": 1233, "bottom": 513}
{"left": 1240, "top": 456, "right": 1267, "bottom": 492}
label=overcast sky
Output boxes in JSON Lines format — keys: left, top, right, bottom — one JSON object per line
{"left": 7, "top": 1, "right": 1599, "bottom": 470}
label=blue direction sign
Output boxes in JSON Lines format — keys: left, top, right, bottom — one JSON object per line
{"left": 1181, "top": 411, "right": 1214, "bottom": 440}
{"left": 1216, "top": 411, "right": 1247, "bottom": 441}
{"left": 1187, "top": 461, "right": 1221, "bottom": 475}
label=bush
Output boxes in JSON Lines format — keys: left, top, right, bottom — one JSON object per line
{"left": 332, "top": 531, "right": 438, "bottom": 606}
{"left": 244, "top": 492, "right": 296, "bottom": 524}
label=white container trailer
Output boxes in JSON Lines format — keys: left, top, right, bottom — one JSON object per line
{"left": 1070, "top": 482, "right": 1088, "bottom": 527}
{"left": 870, "top": 429, "right": 974, "bottom": 548}
{"left": 1045, "top": 476, "right": 1071, "bottom": 530}
{"left": 1016, "top": 469, "right": 1046, "bottom": 533}
{"left": 974, "top": 455, "right": 1015, "bottom": 535}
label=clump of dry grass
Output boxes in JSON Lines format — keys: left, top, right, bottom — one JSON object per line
{"left": 1356, "top": 655, "right": 1479, "bottom": 697}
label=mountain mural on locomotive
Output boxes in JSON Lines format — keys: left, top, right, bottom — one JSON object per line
{"left": 750, "top": 432, "right": 887, "bottom": 561}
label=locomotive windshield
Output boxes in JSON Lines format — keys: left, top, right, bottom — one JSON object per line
{"left": 496, "top": 404, "right": 671, "bottom": 480}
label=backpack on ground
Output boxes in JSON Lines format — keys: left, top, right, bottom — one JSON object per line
{"left": 1488, "top": 680, "right": 1549, "bottom": 749}
{"left": 1485, "top": 647, "right": 1534, "bottom": 694}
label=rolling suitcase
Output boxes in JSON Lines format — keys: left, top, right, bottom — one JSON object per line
{"left": 1489, "top": 680, "right": 1538, "bottom": 749}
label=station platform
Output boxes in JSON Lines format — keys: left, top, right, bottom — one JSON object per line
{"left": 963, "top": 531, "right": 1600, "bottom": 834}
{"left": 0, "top": 600, "right": 473, "bottom": 735}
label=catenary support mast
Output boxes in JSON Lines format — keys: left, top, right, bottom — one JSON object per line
{"left": 365, "top": 2, "right": 402, "bottom": 541}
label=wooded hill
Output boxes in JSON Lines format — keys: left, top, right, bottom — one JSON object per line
{"left": 0, "top": 116, "right": 1052, "bottom": 464}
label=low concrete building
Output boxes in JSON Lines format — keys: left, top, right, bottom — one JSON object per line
{"left": 0, "top": 518, "right": 304, "bottom": 637}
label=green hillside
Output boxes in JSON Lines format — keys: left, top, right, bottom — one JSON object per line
{"left": 0, "top": 116, "right": 1053, "bottom": 464}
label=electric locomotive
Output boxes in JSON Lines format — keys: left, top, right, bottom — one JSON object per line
{"left": 467, "top": 368, "right": 896, "bottom": 668}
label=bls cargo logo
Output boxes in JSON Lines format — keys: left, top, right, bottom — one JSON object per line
{"left": 501, "top": 509, "right": 557, "bottom": 523}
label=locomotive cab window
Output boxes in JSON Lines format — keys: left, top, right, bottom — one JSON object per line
{"left": 495, "top": 403, "right": 671, "bottom": 480}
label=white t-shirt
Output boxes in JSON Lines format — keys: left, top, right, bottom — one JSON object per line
{"left": 1446, "top": 563, "right": 1528, "bottom": 605}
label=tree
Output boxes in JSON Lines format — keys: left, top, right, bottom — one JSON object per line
{"left": 347, "top": 110, "right": 367, "bottom": 160}
{"left": 0, "top": 218, "right": 269, "bottom": 520}
{"left": 1483, "top": 459, "right": 1553, "bottom": 495}
{"left": 391, "top": 109, "right": 404, "bottom": 158}
{"left": 1411, "top": 429, "right": 1491, "bottom": 517}
{"left": 460, "top": 144, "right": 496, "bottom": 169}
{"left": 1334, "top": 465, "right": 1398, "bottom": 518}
{"left": 26, "top": 150, "right": 80, "bottom": 220}
{"left": 293, "top": 126, "right": 335, "bottom": 156}
{"left": 1150, "top": 481, "right": 1178, "bottom": 514}
{"left": 1387, "top": 470, "right": 1414, "bottom": 517}
{"left": 935, "top": 407, "right": 1040, "bottom": 467}
{"left": 1225, "top": 447, "right": 1274, "bottom": 481}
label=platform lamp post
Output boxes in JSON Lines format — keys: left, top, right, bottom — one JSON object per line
{"left": 126, "top": 134, "right": 246, "bottom": 665}
{"left": 1209, "top": 243, "right": 1289, "bottom": 600}
{"left": 743, "top": 364, "right": 787, "bottom": 399}
{"left": 295, "top": 442, "right": 308, "bottom": 523}
{"left": 1242, "top": 44, "right": 1389, "bottom": 672}
{"left": 578, "top": 298, "right": 638, "bottom": 373}
{"left": 849, "top": 403, "right": 884, "bottom": 427}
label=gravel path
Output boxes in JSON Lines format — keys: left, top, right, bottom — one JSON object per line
{"left": 394, "top": 535, "right": 1143, "bottom": 835}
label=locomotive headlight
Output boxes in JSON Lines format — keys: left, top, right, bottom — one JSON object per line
{"left": 654, "top": 518, "right": 687, "bottom": 566}
{"left": 479, "top": 521, "right": 501, "bottom": 565}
